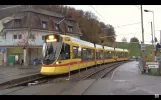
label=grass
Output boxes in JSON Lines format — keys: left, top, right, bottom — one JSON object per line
{"left": 118, "top": 42, "right": 155, "bottom": 61}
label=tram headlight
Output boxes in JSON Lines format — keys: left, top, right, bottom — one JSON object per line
{"left": 56, "top": 62, "right": 59, "bottom": 64}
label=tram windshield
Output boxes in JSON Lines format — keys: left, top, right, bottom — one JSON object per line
{"left": 43, "top": 42, "right": 62, "bottom": 62}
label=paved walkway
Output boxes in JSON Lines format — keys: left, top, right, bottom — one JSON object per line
{"left": 84, "top": 61, "right": 161, "bottom": 95}
{"left": 0, "top": 65, "right": 41, "bottom": 84}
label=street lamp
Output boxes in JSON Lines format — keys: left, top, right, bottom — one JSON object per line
{"left": 144, "top": 10, "right": 155, "bottom": 45}
{"left": 149, "top": 22, "right": 154, "bottom": 47}
{"left": 144, "top": 9, "right": 156, "bottom": 61}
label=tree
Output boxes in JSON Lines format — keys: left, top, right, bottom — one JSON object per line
{"left": 15, "top": 31, "right": 37, "bottom": 66}
{"left": 16, "top": 32, "right": 37, "bottom": 47}
{"left": 105, "top": 24, "right": 116, "bottom": 42}
{"left": 122, "top": 37, "right": 127, "bottom": 43}
{"left": 100, "top": 24, "right": 116, "bottom": 43}
{"left": 130, "top": 37, "right": 139, "bottom": 43}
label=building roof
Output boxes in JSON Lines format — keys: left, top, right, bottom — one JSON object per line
{"left": 20, "top": 7, "right": 64, "bottom": 18}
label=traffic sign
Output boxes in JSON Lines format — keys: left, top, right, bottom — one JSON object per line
{"left": 1, "top": 48, "right": 6, "bottom": 53}
{"left": 141, "top": 43, "right": 145, "bottom": 50}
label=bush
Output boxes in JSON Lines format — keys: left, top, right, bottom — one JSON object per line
{"left": 144, "top": 56, "right": 155, "bottom": 62}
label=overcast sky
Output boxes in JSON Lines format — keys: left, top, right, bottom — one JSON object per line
{"left": 67, "top": 5, "right": 161, "bottom": 44}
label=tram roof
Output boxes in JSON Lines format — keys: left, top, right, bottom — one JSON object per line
{"left": 70, "top": 37, "right": 95, "bottom": 48}
{"left": 95, "top": 44, "right": 103, "bottom": 49}
{"left": 115, "top": 48, "right": 124, "bottom": 51}
{"left": 104, "top": 46, "right": 114, "bottom": 50}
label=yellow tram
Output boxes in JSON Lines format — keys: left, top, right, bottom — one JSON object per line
{"left": 40, "top": 34, "right": 129, "bottom": 75}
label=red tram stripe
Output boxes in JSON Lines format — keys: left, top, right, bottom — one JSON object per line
{"left": 42, "top": 57, "right": 127, "bottom": 67}
{"left": 42, "top": 60, "right": 94, "bottom": 67}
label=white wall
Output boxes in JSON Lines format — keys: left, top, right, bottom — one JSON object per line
{"left": 5, "top": 30, "right": 28, "bottom": 40}
{"left": 4, "top": 30, "right": 80, "bottom": 46}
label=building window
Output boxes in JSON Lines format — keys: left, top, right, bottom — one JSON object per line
{"left": 42, "top": 36, "right": 45, "bottom": 40}
{"left": 13, "top": 35, "right": 17, "bottom": 39}
{"left": 67, "top": 26, "right": 73, "bottom": 32}
{"left": 14, "top": 19, "right": 21, "bottom": 27}
{"left": 29, "top": 34, "right": 35, "bottom": 39}
{"left": 42, "top": 21, "right": 47, "bottom": 29}
{"left": 18, "top": 34, "right": 22, "bottom": 39}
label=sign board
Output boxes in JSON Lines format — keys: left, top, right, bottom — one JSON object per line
{"left": 146, "top": 62, "right": 159, "bottom": 68}
{"left": 141, "top": 43, "right": 145, "bottom": 50}
{"left": 1, "top": 48, "right": 6, "bottom": 53}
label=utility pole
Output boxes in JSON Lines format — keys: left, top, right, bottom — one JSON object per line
{"left": 150, "top": 22, "right": 154, "bottom": 47}
{"left": 141, "top": 5, "right": 145, "bottom": 58}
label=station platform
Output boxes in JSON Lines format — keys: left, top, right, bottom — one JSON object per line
{"left": 0, "top": 65, "right": 41, "bottom": 85}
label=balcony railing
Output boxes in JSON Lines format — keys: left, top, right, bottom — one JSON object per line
{"left": 0, "top": 39, "right": 44, "bottom": 46}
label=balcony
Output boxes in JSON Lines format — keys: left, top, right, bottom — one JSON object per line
{"left": 0, "top": 39, "right": 44, "bottom": 47}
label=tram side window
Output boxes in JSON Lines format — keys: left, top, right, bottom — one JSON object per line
{"left": 120, "top": 52, "right": 122, "bottom": 58}
{"left": 122, "top": 52, "right": 124, "bottom": 58}
{"left": 121, "top": 52, "right": 123, "bottom": 58}
{"left": 59, "top": 43, "right": 70, "bottom": 60}
{"left": 119, "top": 52, "right": 121, "bottom": 58}
{"left": 108, "top": 51, "right": 113, "bottom": 58}
{"left": 82, "top": 48, "right": 94, "bottom": 61}
{"left": 105, "top": 51, "right": 108, "bottom": 58}
{"left": 115, "top": 52, "right": 117, "bottom": 56}
{"left": 82, "top": 48, "right": 87, "bottom": 61}
{"left": 87, "top": 49, "right": 94, "bottom": 60}
{"left": 73, "top": 46, "right": 81, "bottom": 59}
{"left": 118, "top": 52, "right": 120, "bottom": 58}
{"left": 125, "top": 53, "right": 128, "bottom": 57}
{"left": 111, "top": 51, "right": 114, "bottom": 58}
{"left": 96, "top": 50, "right": 103, "bottom": 59}
{"left": 124, "top": 52, "right": 126, "bottom": 58}
{"left": 96, "top": 50, "right": 100, "bottom": 59}
{"left": 107, "top": 51, "right": 110, "bottom": 58}
{"left": 119, "top": 52, "right": 122, "bottom": 58}
{"left": 101, "top": 50, "right": 103, "bottom": 59}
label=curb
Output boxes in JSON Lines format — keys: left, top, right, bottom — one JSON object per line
{"left": 0, "top": 73, "right": 42, "bottom": 88}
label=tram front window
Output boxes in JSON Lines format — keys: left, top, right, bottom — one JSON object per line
{"left": 43, "top": 42, "right": 62, "bottom": 64}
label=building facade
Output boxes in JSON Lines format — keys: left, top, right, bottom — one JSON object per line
{"left": 0, "top": 7, "right": 82, "bottom": 66}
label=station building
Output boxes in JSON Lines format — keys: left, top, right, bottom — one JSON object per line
{"left": 0, "top": 7, "right": 82, "bottom": 66}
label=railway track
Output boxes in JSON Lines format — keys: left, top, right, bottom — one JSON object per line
{"left": 57, "top": 61, "right": 127, "bottom": 95}
{"left": 1, "top": 61, "right": 129, "bottom": 95}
